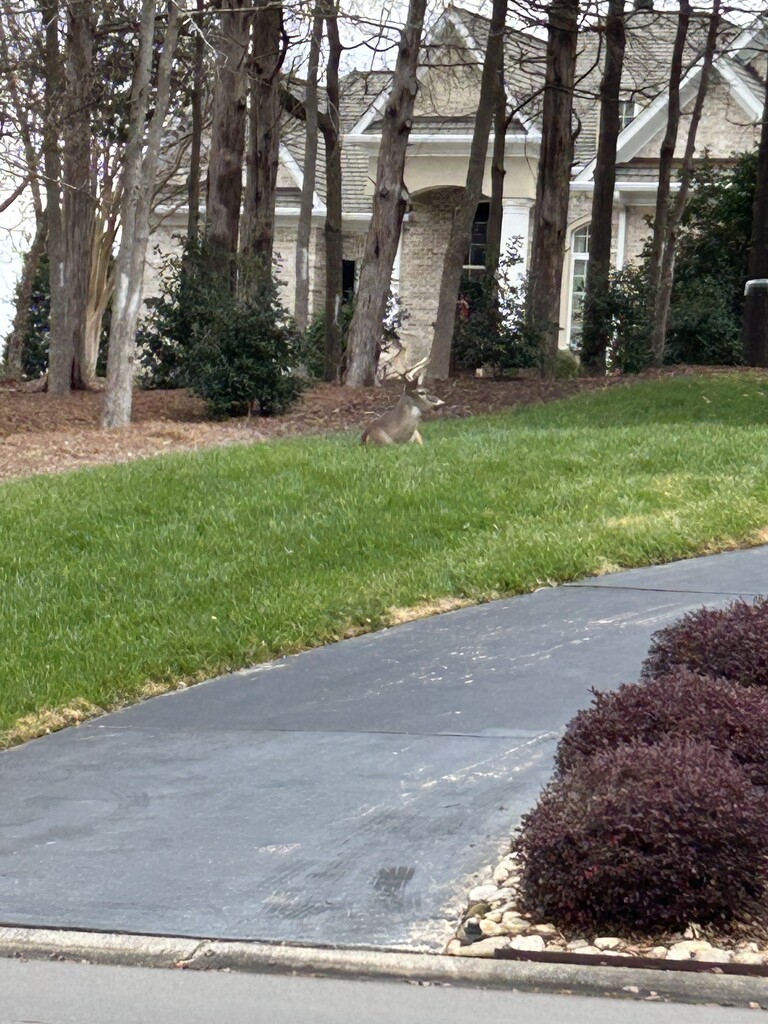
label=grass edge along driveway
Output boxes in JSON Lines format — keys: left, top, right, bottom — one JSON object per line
{"left": 2, "top": 371, "right": 768, "bottom": 747}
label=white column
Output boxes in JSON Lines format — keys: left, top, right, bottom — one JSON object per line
{"left": 500, "top": 198, "right": 534, "bottom": 284}
{"left": 616, "top": 203, "right": 627, "bottom": 271}
{"left": 391, "top": 227, "right": 404, "bottom": 295}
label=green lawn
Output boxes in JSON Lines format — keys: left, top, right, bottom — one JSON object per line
{"left": 3, "top": 371, "right": 768, "bottom": 745}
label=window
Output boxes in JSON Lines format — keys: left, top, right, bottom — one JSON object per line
{"left": 619, "top": 99, "right": 638, "bottom": 131}
{"left": 463, "top": 201, "right": 490, "bottom": 277}
{"left": 342, "top": 259, "right": 356, "bottom": 302}
{"left": 569, "top": 224, "right": 590, "bottom": 349}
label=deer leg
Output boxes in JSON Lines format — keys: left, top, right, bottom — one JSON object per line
{"left": 410, "top": 430, "right": 424, "bottom": 445}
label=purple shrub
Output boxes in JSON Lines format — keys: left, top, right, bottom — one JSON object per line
{"left": 555, "top": 669, "right": 768, "bottom": 785}
{"left": 641, "top": 598, "right": 768, "bottom": 689}
{"left": 514, "top": 737, "right": 768, "bottom": 932}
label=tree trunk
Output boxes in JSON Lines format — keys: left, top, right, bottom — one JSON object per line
{"left": 62, "top": 0, "right": 95, "bottom": 390}
{"left": 525, "top": 0, "right": 579, "bottom": 377}
{"left": 580, "top": 0, "right": 626, "bottom": 376}
{"left": 294, "top": 9, "right": 323, "bottom": 331}
{"left": 647, "top": 0, "right": 690, "bottom": 366}
{"left": 83, "top": 219, "right": 116, "bottom": 379}
{"left": 743, "top": 57, "right": 768, "bottom": 366}
{"left": 205, "top": 0, "right": 251, "bottom": 271}
{"left": 102, "top": 0, "right": 181, "bottom": 428}
{"left": 322, "top": 7, "right": 343, "bottom": 382}
{"left": 485, "top": 78, "right": 507, "bottom": 279}
{"left": 241, "top": 3, "right": 282, "bottom": 261}
{"left": 651, "top": 0, "right": 719, "bottom": 360}
{"left": 427, "top": 0, "right": 507, "bottom": 380}
{"left": 3, "top": 217, "right": 47, "bottom": 379}
{"left": 186, "top": 0, "right": 205, "bottom": 242}
{"left": 344, "top": 0, "right": 428, "bottom": 387}
{"left": 42, "top": 0, "right": 65, "bottom": 394}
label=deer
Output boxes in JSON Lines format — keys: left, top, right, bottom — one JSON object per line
{"left": 361, "top": 356, "right": 445, "bottom": 445}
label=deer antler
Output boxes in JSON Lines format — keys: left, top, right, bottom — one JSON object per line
{"left": 403, "top": 354, "right": 429, "bottom": 385}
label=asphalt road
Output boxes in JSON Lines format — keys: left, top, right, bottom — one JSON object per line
{"left": 1, "top": 959, "right": 763, "bottom": 1024}
{"left": 1, "top": 546, "right": 766, "bottom": 948}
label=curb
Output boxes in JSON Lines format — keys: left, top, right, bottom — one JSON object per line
{"left": 2, "top": 927, "right": 768, "bottom": 1007}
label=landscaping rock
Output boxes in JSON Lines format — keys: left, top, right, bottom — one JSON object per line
{"left": 529, "top": 923, "right": 559, "bottom": 938}
{"left": 566, "top": 939, "right": 590, "bottom": 951}
{"left": 693, "top": 948, "right": 732, "bottom": 964}
{"left": 594, "top": 936, "right": 622, "bottom": 951}
{"left": 510, "top": 934, "right": 546, "bottom": 952}
{"left": 468, "top": 885, "right": 498, "bottom": 903}
{"left": 733, "top": 951, "right": 765, "bottom": 965}
{"left": 667, "top": 940, "right": 713, "bottom": 960}
{"left": 455, "top": 936, "right": 510, "bottom": 958}
{"left": 649, "top": 946, "right": 669, "bottom": 958}
{"left": 479, "top": 918, "right": 507, "bottom": 938}
{"left": 500, "top": 913, "right": 531, "bottom": 936}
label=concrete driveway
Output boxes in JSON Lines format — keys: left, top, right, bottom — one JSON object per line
{"left": 1, "top": 546, "right": 766, "bottom": 950}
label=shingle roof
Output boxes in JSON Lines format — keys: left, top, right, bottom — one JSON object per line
{"left": 278, "top": 5, "right": 762, "bottom": 215}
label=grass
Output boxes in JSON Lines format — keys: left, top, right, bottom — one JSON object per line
{"left": 3, "top": 370, "right": 768, "bottom": 745}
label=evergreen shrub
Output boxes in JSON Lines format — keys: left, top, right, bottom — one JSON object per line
{"left": 641, "top": 598, "right": 768, "bottom": 689}
{"left": 137, "top": 240, "right": 306, "bottom": 418}
{"left": 555, "top": 669, "right": 768, "bottom": 785}
{"left": 452, "top": 242, "right": 539, "bottom": 375}
{"left": 514, "top": 737, "right": 768, "bottom": 931}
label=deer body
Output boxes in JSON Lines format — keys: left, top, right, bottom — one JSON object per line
{"left": 361, "top": 357, "right": 445, "bottom": 445}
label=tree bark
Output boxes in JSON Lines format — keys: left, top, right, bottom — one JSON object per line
{"left": 580, "top": 0, "right": 626, "bottom": 376}
{"left": 102, "top": 0, "right": 181, "bottom": 428}
{"left": 427, "top": 0, "right": 507, "bottom": 380}
{"left": 344, "top": 0, "right": 428, "bottom": 387}
{"left": 743, "top": 43, "right": 768, "bottom": 364}
{"left": 525, "top": 0, "right": 579, "bottom": 377}
{"left": 322, "top": 6, "right": 343, "bottom": 381}
{"left": 293, "top": 9, "right": 323, "bottom": 331}
{"left": 647, "top": 0, "right": 690, "bottom": 366}
{"left": 62, "top": 0, "right": 95, "bottom": 390}
{"left": 241, "top": 2, "right": 282, "bottom": 261}
{"left": 42, "top": 0, "right": 65, "bottom": 393}
{"left": 651, "top": 0, "right": 719, "bottom": 362}
{"left": 3, "top": 217, "right": 47, "bottom": 379}
{"left": 187, "top": 0, "right": 205, "bottom": 242}
{"left": 83, "top": 218, "right": 116, "bottom": 378}
{"left": 485, "top": 78, "right": 507, "bottom": 280}
{"left": 205, "top": 0, "right": 251, "bottom": 271}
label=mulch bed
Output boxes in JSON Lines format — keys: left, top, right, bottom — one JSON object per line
{"left": 0, "top": 367, "right": 719, "bottom": 482}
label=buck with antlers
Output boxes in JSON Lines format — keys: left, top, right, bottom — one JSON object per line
{"left": 361, "top": 356, "right": 445, "bottom": 445}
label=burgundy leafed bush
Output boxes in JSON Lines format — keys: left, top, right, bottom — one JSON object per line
{"left": 555, "top": 669, "right": 768, "bottom": 785}
{"left": 641, "top": 598, "right": 768, "bottom": 688}
{"left": 514, "top": 737, "right": 768, "bottom": 932}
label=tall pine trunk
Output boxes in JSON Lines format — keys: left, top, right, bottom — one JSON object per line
{"left": 743, "top": 58, "right": 768, "bottom": 366}
{"left": 205, "top": 0, "right": 251, "bottom": 272}
{"left": 525, "top": 0, "right": 579, "bottom": 377}
{"left": 427, "top": 0, "right": 507, "bottom": 380}
{"left": 49, "top": 0, "right": 95, "bottom": 394}
{"left": 293, "top": 9, "right": 323, "bottom": 331}
{"left": 187, "top": 0, "right": 205, "bottom": 242}
{"left": 485, "top": 78, "right": 507, "bottom": 280}
{"left": 580, "top": 0, "right": 625, "bottom": 376}
{"left": 102, "top": 0, "right": 181, "bottom": 428}
{"left": 647, "top": 0, "right": 690, "bottom": 366}
{"left": 344, "top": 0, "right": 428, "bottom": 387}
{"left": 322, "top": 7, "right": 343, "bottom": 381}
{"left": 41, "top": 0, "right": 65, "bottom": 393}
{"left": 241, "top": 3, "right": 282, "bottom": 261}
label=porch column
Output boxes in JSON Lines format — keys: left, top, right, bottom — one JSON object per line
{"left": 391, "top": 227, "right": 404, "bottom": 295}
{"left": 500, "top": 198, "right": 534, "bottom": 284}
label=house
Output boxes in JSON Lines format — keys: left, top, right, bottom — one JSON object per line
{"left": 149, "top": 3, "right": 767, "bottom": 364}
